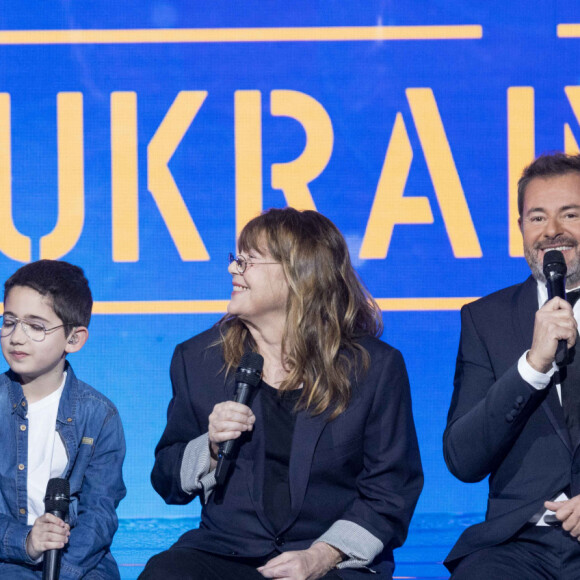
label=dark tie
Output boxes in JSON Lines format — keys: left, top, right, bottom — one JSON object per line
{"left": 559, "top": 289, "right": 580, "bottom": 447}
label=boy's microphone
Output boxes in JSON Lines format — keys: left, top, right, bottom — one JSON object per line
{"left": 42, "top": 478, "right": 70, "bottom": 580}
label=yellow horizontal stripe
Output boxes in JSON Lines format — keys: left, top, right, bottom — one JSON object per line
{"left": 374, "top": 297, "right": 478, "bottom": 311}
{"left": 0, "top": 297, "right": 478, "bottom": 315}
{"left": 0, "top": 25, "right": 483, "bottom": 45}
{"left": 558, "top": 24, "right": 580, "bottom": 37}
{"left": 91, "top": 300, "right": 230, "bottom": 315}
{"left": 91, "top": 297, "right": 477, "bottom": 315}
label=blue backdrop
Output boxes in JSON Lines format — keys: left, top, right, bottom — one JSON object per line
{"left": 2, "top": 2, "right": 580, "bottom": 529}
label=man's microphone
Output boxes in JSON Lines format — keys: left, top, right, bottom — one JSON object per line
{"left": 42, "top": 478, "right": 70, "bottom": 580}
{"left": 215, "top": 352, "right": 264, "bottom": 487}
{"left": 543, "top": 249, "right": 568, "bottom": 365}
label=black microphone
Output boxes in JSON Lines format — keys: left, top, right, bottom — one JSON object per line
{"left": 543, "top": 249, "right": 568, "bottom": 366}
{"left": 215, "top": 352, "right": 264, "bottom": 487}
{"left": 42, "top": 478, "right": 70, "bottom": 580}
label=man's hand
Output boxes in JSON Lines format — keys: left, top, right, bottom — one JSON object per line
{"left": 208, "top": 401, "right": 255, "bottom": 469}
{"left": 26, "top": 513, "right": 70, "bottom": 560}
{"left": 545, "top": 495, "right": 580, "bottom": 539}
{"left": 527, "top": 297, "right": 577, "bottom": 373}
{"left": 257, "top": 543, "right": 343, "bottom": 579}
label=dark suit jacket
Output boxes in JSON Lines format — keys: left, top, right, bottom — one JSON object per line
{"left": 443, "top": 276, "right": 580, "bottom": 569}
{"left": 151, "top": 326, "right": 423, "bottom": 578}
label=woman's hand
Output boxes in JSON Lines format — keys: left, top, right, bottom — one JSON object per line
{"left": 257, "top": 543, "right": 343, "bottom": 579}
{"left": 208, "top": 401, "right": 255, "bottom": 468}
{"left": 26, "top": 513, "right": 70, "bottom": 561}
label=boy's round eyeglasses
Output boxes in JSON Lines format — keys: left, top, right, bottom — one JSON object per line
{"left": 0, "top": 316, "right": 74, "bottom": 343}
{"left": 228, "top": 253, "right": 279, "bottom": 275}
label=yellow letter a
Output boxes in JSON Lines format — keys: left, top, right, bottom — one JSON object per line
{"left": 360, "top": 113, "right": 433, "bottom": 259}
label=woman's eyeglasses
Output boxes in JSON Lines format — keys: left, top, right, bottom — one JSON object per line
{"left": 228, "top": 253, "right": 279, "bottom": 275}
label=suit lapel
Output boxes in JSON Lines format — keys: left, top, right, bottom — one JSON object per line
{"left": 246, "top": 392, "right": 328, "bottom": 533}
{"left": 513, "top": 276, "right": 537, "bottom": 352}
{"left": 543, "top": 379, "right": 572, "bottom": 452}
{"left": 283, "top": 410, "right": 327, "bottom": 528}
{"left": 244, "top": 392, "right": 279, "bottom": 534}
{"left": 514, "top": 276, "right": 572, "bottom": 451}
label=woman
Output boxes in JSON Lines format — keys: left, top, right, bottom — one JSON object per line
{"left": 140, "top": 208, "right": 423, "bottom": 580}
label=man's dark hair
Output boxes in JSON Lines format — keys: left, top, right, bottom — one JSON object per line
{"left": 518, "top": 152, "right": 580, "bottom": 216}
{"left": 4, "top": 260, "right": 92, "bottom": 327}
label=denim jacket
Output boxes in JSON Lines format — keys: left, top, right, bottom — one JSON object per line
{"left": 0, "top": 363, "right": 126, "bottom": 579}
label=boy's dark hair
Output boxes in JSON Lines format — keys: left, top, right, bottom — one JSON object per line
{"left": 4, "top": 260, "right": 92, "bottom": 327}
{"left": 518, "top": 152, "right": 580, "bottom": 216}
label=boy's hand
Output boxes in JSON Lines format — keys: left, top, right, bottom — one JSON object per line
{"left": 26, "top": 513, "right": 70, "bottom": 560}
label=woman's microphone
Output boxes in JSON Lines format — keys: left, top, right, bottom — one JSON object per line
{"left": 215, "top": 352, "right": 264, "bottom": 487}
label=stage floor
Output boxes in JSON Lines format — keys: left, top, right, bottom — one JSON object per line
{"left": 112, "top": 513, "right": 483, "bottom": 579}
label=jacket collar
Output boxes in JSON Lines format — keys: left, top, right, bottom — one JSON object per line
{"left": 56, "top": 362, "right": 77, "bottom": 425}
{"left": 6, "top": 361, "right": 77, "bottom": 423}
{"left": 6, "top": 370, "right": 26, "bottom": 418}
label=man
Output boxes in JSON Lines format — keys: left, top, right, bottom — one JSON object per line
{"left": 444, "top": 152, "right": 580, "bottom": 578}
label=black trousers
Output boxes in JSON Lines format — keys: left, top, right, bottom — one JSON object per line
{"left": 451, "top": 524, "right": 580, "bottom": 580}
{"left": 138, "top": 547, "right": 344, "bottom": 580}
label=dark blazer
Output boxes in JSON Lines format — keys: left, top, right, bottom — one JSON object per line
{"left": 443, "top": 276, "right": 580, "bottom": 569}
{"left": 151, "top": 327, "right": 423, "bottom": 578}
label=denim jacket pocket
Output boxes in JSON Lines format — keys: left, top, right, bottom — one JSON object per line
{"left": 67, "top": 437, "right": 95, "bottom": 526}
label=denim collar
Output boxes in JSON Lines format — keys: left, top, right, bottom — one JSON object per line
{"left": 7, "top": 361, "right": 77, "bottom": 423}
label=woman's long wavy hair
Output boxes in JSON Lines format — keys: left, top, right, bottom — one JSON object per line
{"left": 218, "top": 207, "right": 383, "bottom": 420}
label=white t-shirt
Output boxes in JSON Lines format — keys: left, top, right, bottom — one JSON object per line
{"left": 26, "top": 373, "right": 68, "bottom": 525}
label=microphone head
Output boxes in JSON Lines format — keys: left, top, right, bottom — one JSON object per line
{"left": 44, "top": 478, "right": 70, "bottom": 514}
{"left": 543, "top": 249, "right": 567, "bottom": 277}
{"left": 235, "top": 352, "right": 264, "bottom": 387}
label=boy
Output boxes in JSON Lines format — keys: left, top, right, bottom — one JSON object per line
{"left": 0, "top": 260, "right": 126, "bottom": 578}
